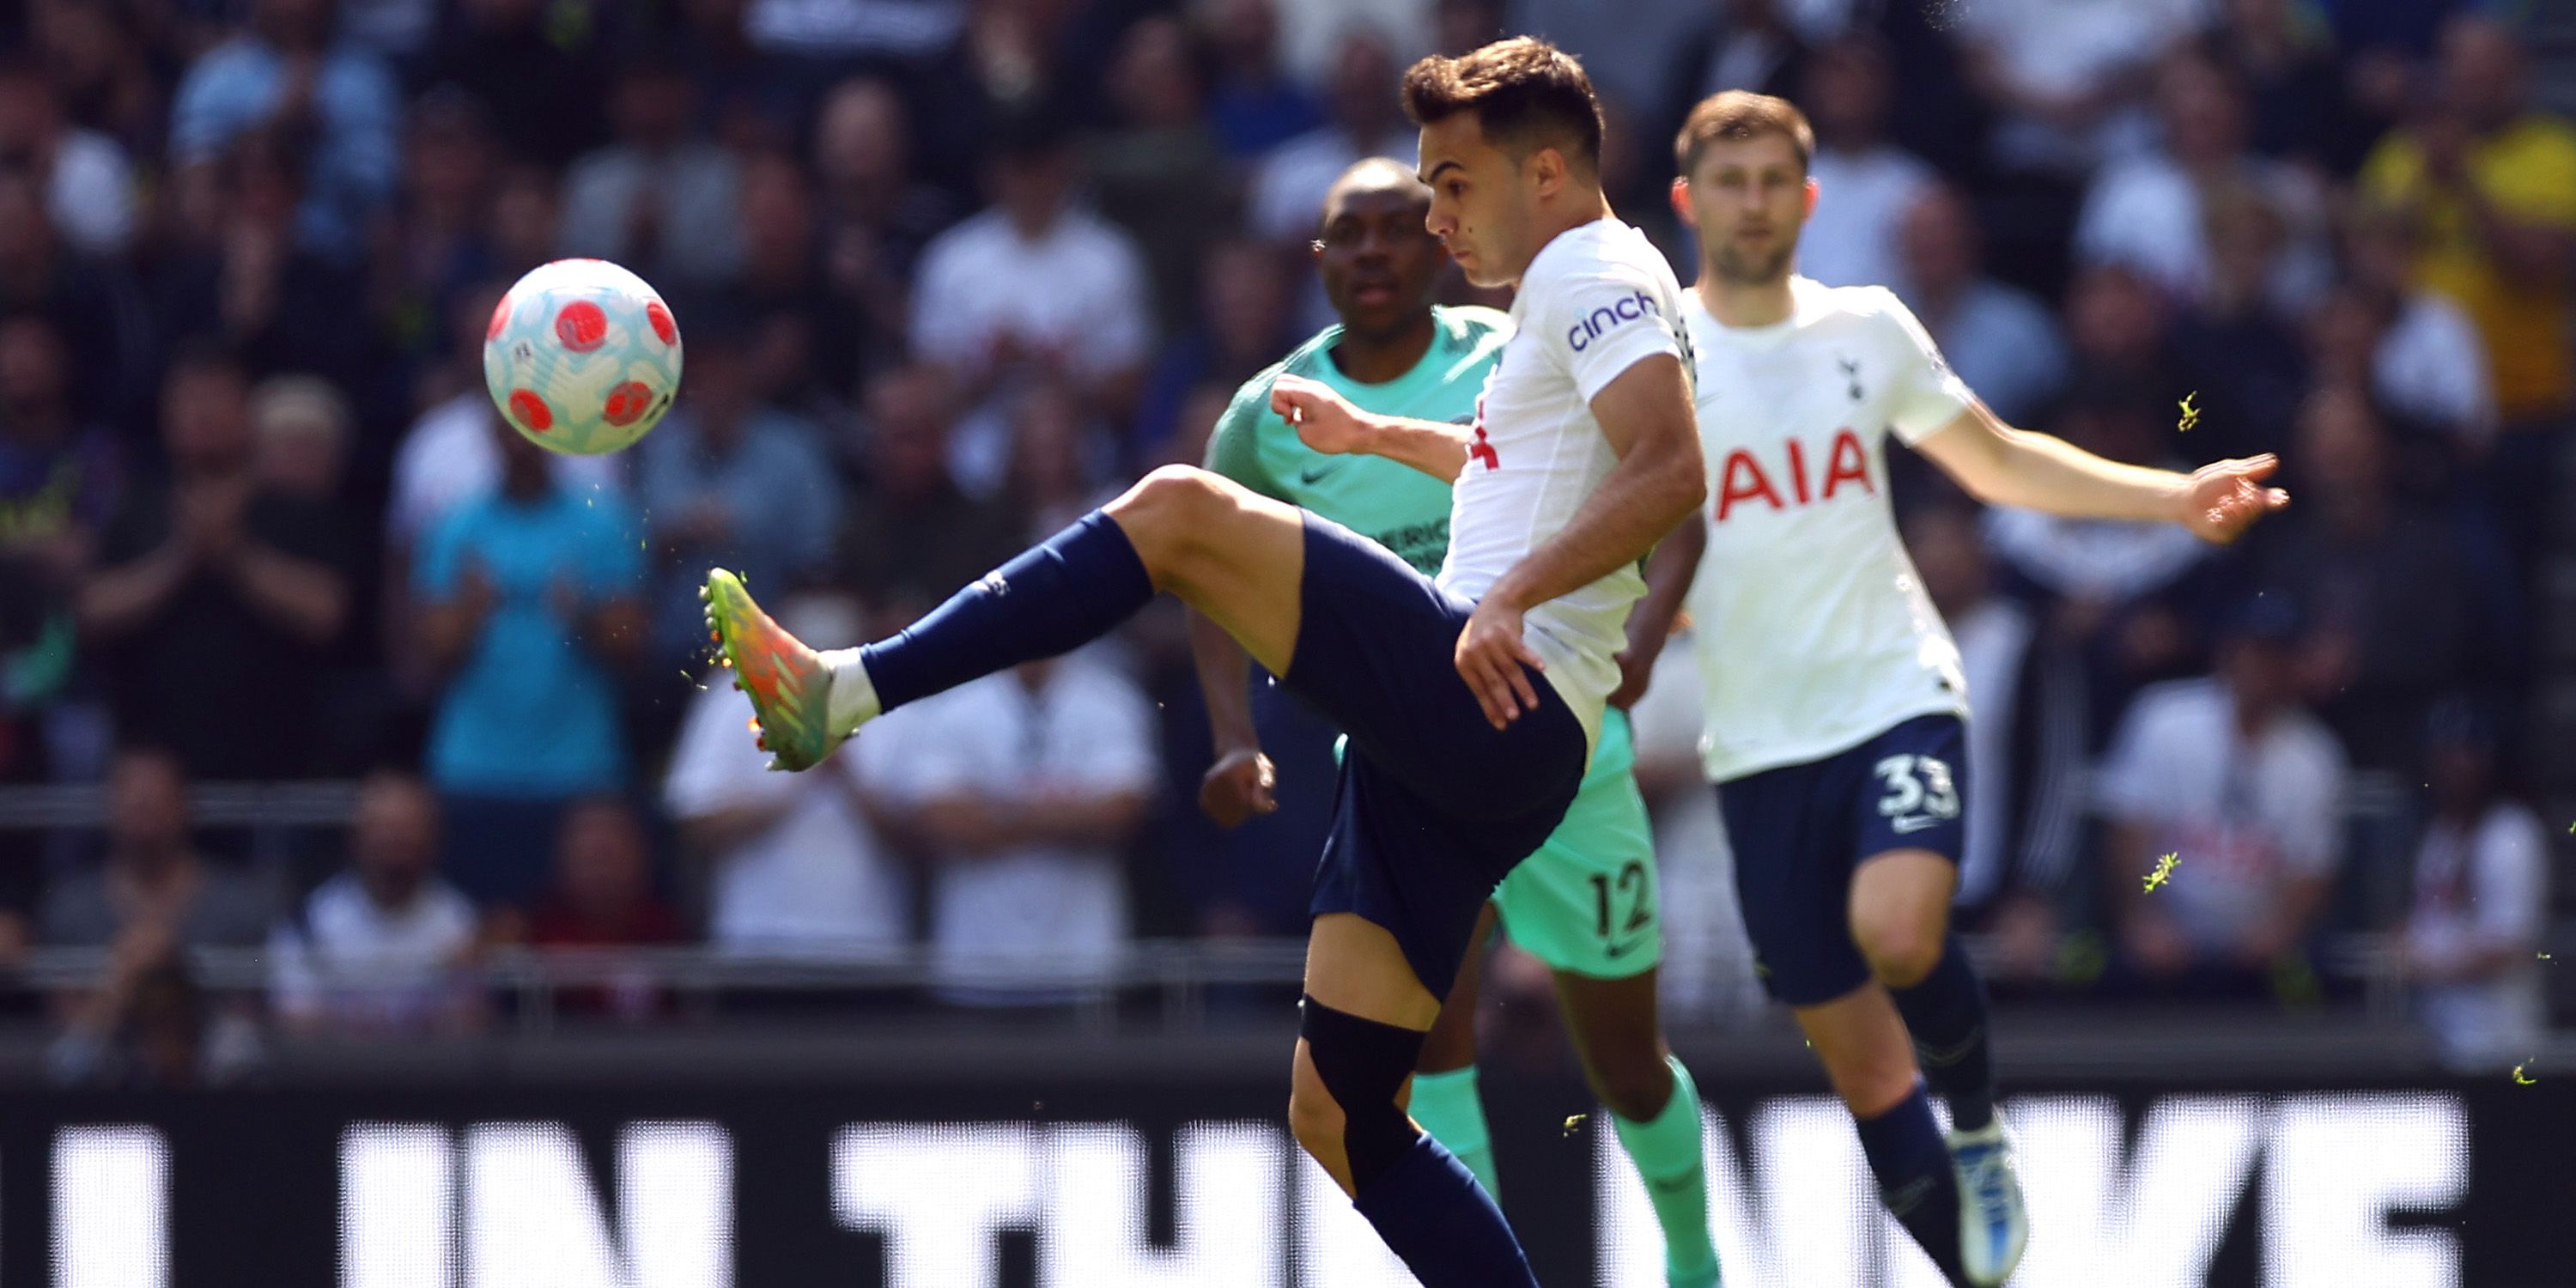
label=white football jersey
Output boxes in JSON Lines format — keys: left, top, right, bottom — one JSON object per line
{"left": 1683, "top": 276, "right": 1976, "bottom": 781}
{"left": 1439, "top": 218, "right": 1692, "bottom": 740}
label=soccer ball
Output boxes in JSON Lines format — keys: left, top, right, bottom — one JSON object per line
{"left": 483, "top": 258, "right": 683, "bottom": 455}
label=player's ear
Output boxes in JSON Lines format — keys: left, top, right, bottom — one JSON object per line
{"left": 1669, "top": 176, "right": 1696, "bottom": 228}
{"left": 1529, "top": 144, "right": 1564, "bottom": 198}
{"left": 1803, "top": 176, "right": 1820, "bottom": 219}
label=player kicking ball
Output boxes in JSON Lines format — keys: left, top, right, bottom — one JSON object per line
{"left": 703, "top": 39, "right": 1703, "bottom": 1288}
{"left": 1635, "top": 94, "right": 2287, "bottom": 1285}
{"left": 1195, "top": 158, "right": 1721, "bottom": 1288}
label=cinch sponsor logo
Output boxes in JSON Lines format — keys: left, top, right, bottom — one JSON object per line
{"left": 1568, "top": 290, "right": 1660, "bottom": 352}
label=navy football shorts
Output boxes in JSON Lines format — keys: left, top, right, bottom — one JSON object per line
{"left": 1282, "top": 513, "right": 1588, "bottom": 996}
{"left": 1716, "top": 713, "right": 1968, "bottom": 1005}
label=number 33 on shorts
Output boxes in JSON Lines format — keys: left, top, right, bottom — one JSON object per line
{"left": 1874, "top": 754, "right": 1959, "bottom": 835}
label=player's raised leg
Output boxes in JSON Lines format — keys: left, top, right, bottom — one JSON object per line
{"left": 1555, "top": 969, "right": 1720, "bottom": 1288}
{"left": 1293, "top": 912, "right": 1542, "bottom": 1286}
{"left": 704, "top": 466, "right": 1308, "bottom": 769}
{"left": 1851, "top": 848, "right": 2022, "bottom": 1281}
{"left": 1411, "top": 903, "right": 1504, "bottom": 1199}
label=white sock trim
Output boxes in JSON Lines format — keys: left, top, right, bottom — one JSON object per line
{"left": 817, "top": 647, "right": 882, "bottom": 733}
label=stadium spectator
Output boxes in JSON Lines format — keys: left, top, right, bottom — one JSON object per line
{"left": 0, "top": 171, "right": 141, "bottom": 428}
{"left": 1658, "top": 0, "right": 1808, "bottom": 150}
{"left": 268, "top": 769, "right": 483, "bottom": 1036}
{"left": 41, "top": 748, "right": 269, "bottom": 949}
{"left": 2359, "top": 14, "right": 2576, "bottom": 566}
{"left": 1895, "top": 183, "right": 2068, "bottom": 427}
{"left": 2062, "top": 263, "right": 2180, "bottom": 405}
{"left": 832, "top": 364, "right": 1017, "bottom": 624}
{"left": 0, "top": 313, "right": 120, "bottom": 589}
{"left": 167, "top": 0, "right": 401, "bottom": 261}
{"left": 1196, "top": 0, "right": 1321, "bottom": 160}
{"left": 638, "top": 325, "right": 839, "bottom": 665}
{"left": 998, "top": 380, "right": 1117, "bottom": 543}
{"left": 726, "top": 150, "right": 864, "bottom": 422}
{"left": 28, "top": 0, "right": 166, "bottom": 158}
{"left": 555, "top": 55, "right": 743, "bottom": 290}
{"left": 2163, "top": 184, "right": 2311, "bottom": 462}
{"left": 2256, "top": 388, "right": 2476, "bottom": 775}
{"left": 1132, "top": 237, "right": 1299, "bottom": 465}
{"left": 2333, "top": 202, "right": 2494, "bottom": 447}
{"left": 2095, "top": 596, "right": 2350, "bottom": 1000}
{"left": 414, "top": 416, "right": 644, "bottom": 909}
{"left": 2207, "top": 0, "right": 2371, "bottom": 173}
{"left": 1248, "top": 30, "right": 1413, "bottom": 247}
{"left": 155, "top": 127, "right": 373, "bottom": 391}
{"left": 81, "top": 343, "right": 349, "bottom": 780}
{"left": 521, "top": 796, "right": 685, "bottom": 1018}
{"left": 859, "top": 657, "right": 1155, "bottom": 1006}
{"left": 909, "top": 114, "right": 1152, "bottom": 422}
{"left": 2075, "top": 53, "right": 2330, "bottom": 314}
{"left": 1086, "top": 15, "right": 1230, "bottom": 337}
{"left": 1905, "top": 504, "right": 2046, "bottom": 919}
{"left": 385, "top": 280, "right": 623, "bottom": 556}
{"left": 0, "top": 56, "right": 136, "bottom": 258}
{"left": 2398, "top": 698, "right": 2548, "bottom": 1071}
{"left": 1794, "top": 33, "right": 1933, "bottom": 295}
{"left": 247, "top": 374, "right": 349, "bottom": 507}
{"left": 368, "top": 88, "right": 499, "bottom": 389}
{"left": 1955, "top": 0, "right": 2207, "bottom": 177}
{"left": 422, "top": 0, "right": 608, "bottom": 171}
{"left": 42, "top": 749, "right": 270, "bottom": 1085}
{"left": 664, "top": 592, "right": 912, "bottom": 957}
{"left": 810, "top": 76, "right": 958, "bottom": 354}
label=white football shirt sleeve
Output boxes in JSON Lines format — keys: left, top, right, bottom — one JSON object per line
{"left": 1874, "top": 288, "right": 1977, "bottom": 444}
{"left": 1547, "top": 264, "right": 1688, "bottom": 404}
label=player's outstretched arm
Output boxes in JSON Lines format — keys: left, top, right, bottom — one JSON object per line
{"left": 1187, "top": 608, "right": 1279, "bottom": 827}
{"left": 1914, "top": 401, "right": 2289, "bottom": 544}
{"left": 1272, "top": 374, "right": 1473, "bottom": 483}
{"left": 1458, "top": 353, "right": 1706, "bottom": 726}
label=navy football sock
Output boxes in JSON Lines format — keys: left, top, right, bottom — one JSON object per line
{"left": 1350, "top": 1133, "right": 1541, "bottom": 1288}
{"left": 1855, "top": 1081, "right": 1967, "bottom": 1285}
{"left": 1891, "top": 933, "right": 1997, "bottom": 1133}
{"left": 857, "top": 510, "right": 1155, "bottom": 711}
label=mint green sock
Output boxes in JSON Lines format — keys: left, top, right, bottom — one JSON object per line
{"left": 1612, "top": 1054, "right": 1721, "bottom": 1287}
{"left": 1408, "top": 1065, "right": 1501, "bottom": 1200}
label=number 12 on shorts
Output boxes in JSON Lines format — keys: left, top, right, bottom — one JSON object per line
{"left": 1589, "top": 860, "right": 1652, "bottom": 940}
{"left": 1874, "top": 754, "right": 1960, "bottom": 834}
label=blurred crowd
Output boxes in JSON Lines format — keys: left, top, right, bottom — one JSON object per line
{"left": 0, "top": 0, "right": 2566, "bottom": 1078}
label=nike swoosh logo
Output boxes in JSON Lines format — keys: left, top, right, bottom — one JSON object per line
{"left": 1891, "top": 815, "right": 1944, "bottom": 834}
{"left": 1301, "top": 462, "right": 1345, "bottom": 485}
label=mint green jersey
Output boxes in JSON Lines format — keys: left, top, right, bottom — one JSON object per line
{"left": 1203, "top": 305, "right": 1511, "bottom": 575}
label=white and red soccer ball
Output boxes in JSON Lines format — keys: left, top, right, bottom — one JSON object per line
{"left": 483, "top": 258, "right": 683, "bottom": 455}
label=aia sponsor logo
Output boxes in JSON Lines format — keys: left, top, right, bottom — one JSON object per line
{"left": 1712, "top": 428, "right": 1871, "bottom": 521}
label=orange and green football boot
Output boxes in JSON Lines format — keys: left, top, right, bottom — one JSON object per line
{"left": 701, "top": 568, "right": 845, "bottom": 771}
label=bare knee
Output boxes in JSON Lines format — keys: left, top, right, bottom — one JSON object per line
{"left": 1855, "top": 912, "right": 1945, "bottom": 989}
{"left": 1109, "top": 466, "right": 1228, "bottom": 556}
{"left": 1584, "top": 1045, "right": 1676, "bottom": 1122}
{"left": 1817, "top": 1036, "right": 1919, "bottom": 1117}
{"left": 1288, "top": 1080, "right": 1344, "bottom": 1160}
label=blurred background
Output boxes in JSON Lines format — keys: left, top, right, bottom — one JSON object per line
{"left": 0, "top": 0, "right": 2569, "bottom": 1284}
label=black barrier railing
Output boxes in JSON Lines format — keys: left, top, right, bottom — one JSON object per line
{"left": 0, "top": 932, "right": 2428, "bottom": 1035}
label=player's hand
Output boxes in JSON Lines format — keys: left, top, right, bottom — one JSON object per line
{"left": 1607, "top": 634, "right": 1665, "bottom": 711}
{"left": 1455, "top": 598, "right": 1545, "bottom": 729}
{"left": 2175, "top": 454, "right": 2289, "bottom": 544}
{"left": 1272, "top": 374, "right": 1373, "bottom": 455}
{"left": 1198, "top": 748, "right": 1279, "bottom": 828}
